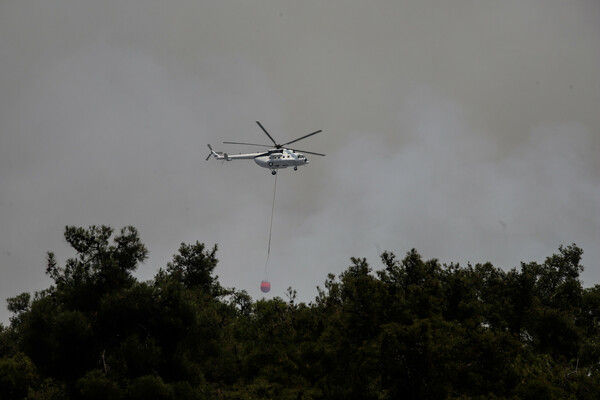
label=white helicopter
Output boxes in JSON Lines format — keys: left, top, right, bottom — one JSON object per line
{"left": 206, "top": 121, "right": 325, "bottom": 175}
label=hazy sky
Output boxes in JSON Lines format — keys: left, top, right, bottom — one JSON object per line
{"left": 1, "top": 0, "right": 599, "bottom": 324}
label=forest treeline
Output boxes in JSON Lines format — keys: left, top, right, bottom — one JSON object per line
{"left": 1, "top": 226, "right": 599, "bottom": 399}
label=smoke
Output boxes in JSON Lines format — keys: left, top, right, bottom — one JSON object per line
{"left": 1, "top": 0, "right": 599, "bottom": 322}
{"left": 271, "top": 86, "right": 600, "bottom": 301}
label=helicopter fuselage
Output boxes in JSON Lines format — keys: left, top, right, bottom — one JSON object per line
{"left": 254, "top": 150, "right": 309, "bottom": 170}
{"left": 206, "top": 147, "right": 309, "bottom": 173}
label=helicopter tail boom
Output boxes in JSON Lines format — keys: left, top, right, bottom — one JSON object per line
{"left": 206, "top": 144, "right": 228, "bottom": 161}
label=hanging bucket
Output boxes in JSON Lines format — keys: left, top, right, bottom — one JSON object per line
{"left": 260, "top": 280, "right": 271, "bottom": 293}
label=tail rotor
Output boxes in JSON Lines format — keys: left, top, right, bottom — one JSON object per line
{"left": 206, "top": 144, "right": 215, "bottom": 161}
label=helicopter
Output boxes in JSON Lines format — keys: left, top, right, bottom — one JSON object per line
{"left": 206, "top": 121, "right": 325, "bottom": 175}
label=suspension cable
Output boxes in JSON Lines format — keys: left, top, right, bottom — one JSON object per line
{"left": 265, "top": 172, "right": 277, "bottom": 271}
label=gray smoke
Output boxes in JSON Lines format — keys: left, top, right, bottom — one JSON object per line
{"left": 1, "top": 0, "right": 599, "bottom": 323}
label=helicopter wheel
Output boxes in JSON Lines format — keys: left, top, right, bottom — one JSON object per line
{"left": 294, "top": 166, "right": 298, "bottom": 171}
{"left": 271, "top": 170, "right": 276, "bottom": 175}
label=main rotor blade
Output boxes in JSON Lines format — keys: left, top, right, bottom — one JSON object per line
{"left": 281, "top": 130, "right": 322, "bottom": 147}
{"left": 256, "top": 121, "right": 279, "bottom": 147}
{"left": 292, "top": 149, "right": 326, "bottom": 157}
{"left": 223, "top": 141, "right": 271, "bottom": 147}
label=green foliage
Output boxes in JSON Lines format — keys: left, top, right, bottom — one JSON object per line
{"left": 2, "top": 226, "right": 598, "bottom": 399}
{"left": 77, "top": 370, "right": 124, "bottom": 400}
{"left": 129, "top": 375, "right": 174, "bottom": 400}
{"left": 0, "top": 352, "right": 37, "bottom": 399}
{"left": 165, "top": 242, "right": 220, "bottom": 294}
{"left": 6, "top": 293, "right": 31, "bottom": 325}
{"left": 45, "top": 226, "right": 148, "bottom": 313}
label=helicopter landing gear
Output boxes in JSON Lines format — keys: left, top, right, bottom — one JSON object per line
{"left": 294, "top": 166, "right": 298, "bottom": 171}
{"left": 271, "top": 170, "right": 277, "bottom": 175}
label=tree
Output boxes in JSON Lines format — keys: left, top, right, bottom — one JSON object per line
{"left": 6, "top": 293, "right": 31, "bottom": 328}
{"left": 0, "top": 352, "right": 38, "bottom": 399}
{"left": 15, "top": 226, "right": 148, "bottom": 396}
{"left": 46, "top": 226, "right": 148, "bottom": 311}
{"left": 3, "top": 226, "right": 598, "bottom": 399}
{"left": 77, "top": 370, "right": 124, "bottom": 400}
{"left": 129, "top": 375, "right": 174, "bottom": 400}
{"left": 165, "top": 242, "right": 220, "bottom": 295}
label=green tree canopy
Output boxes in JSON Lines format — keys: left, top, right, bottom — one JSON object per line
{"left": 2, "top": 226, "right": 598, "bottom": 399}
